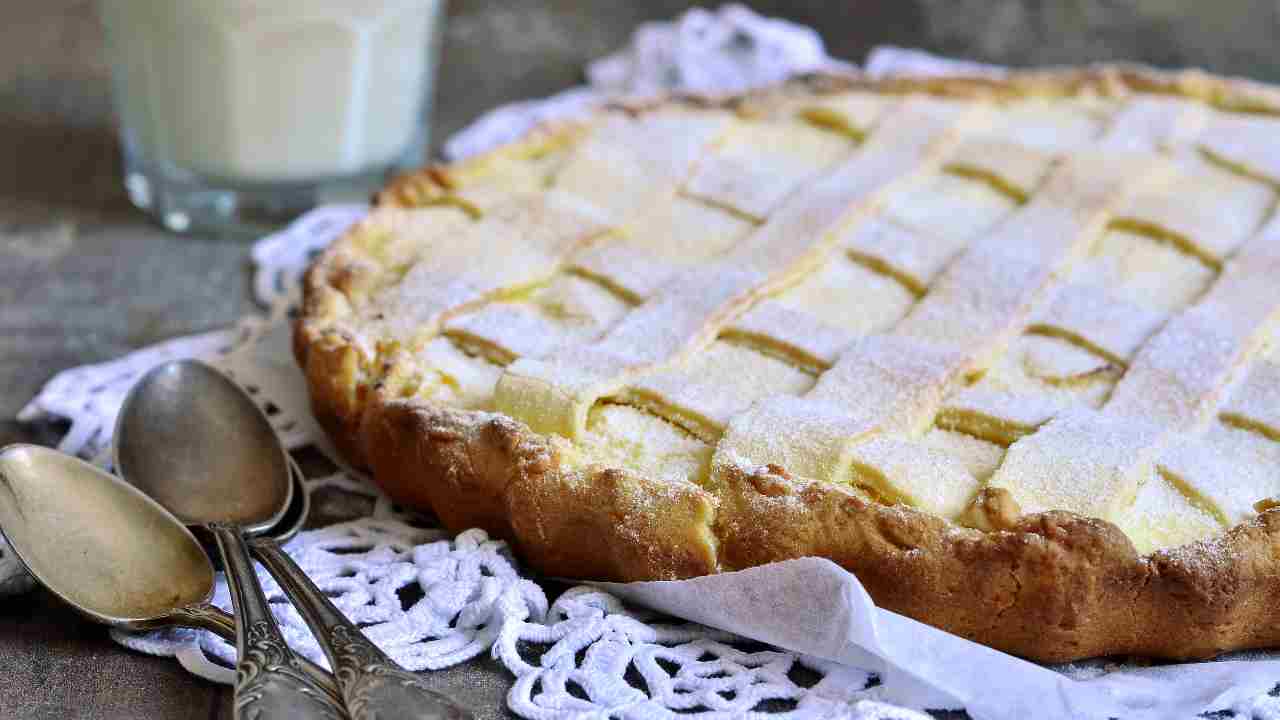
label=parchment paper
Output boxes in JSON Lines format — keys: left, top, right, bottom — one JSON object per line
{"left": 597, "top": 559, "right": 1280, "bottom": 719}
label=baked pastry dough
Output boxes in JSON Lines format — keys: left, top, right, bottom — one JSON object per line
{"left": 298, "top": 67, "right": 1280, "bottom": 662}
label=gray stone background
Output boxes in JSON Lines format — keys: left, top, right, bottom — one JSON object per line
{"left": 2, "top": 1, "right": 1278, "bottom": 717}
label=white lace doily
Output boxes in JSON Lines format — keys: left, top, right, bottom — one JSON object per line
{"left": 11, "top": 7, "right": 1280, "bottom": 719}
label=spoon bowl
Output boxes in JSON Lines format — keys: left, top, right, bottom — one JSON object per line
{"left": 196, "top": 458, "right": 310, "bottom": 569}
{"left": 115, "top": 359, "right": 291, "bottom": 533}
{"left": 0, "top": 444, "right": 213, "bottom": 627}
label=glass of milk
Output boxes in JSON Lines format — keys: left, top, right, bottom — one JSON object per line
{"left": 97, "top": 0, "right": 444, "bottom": 235}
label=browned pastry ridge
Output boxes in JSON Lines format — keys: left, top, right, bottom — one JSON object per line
{"left": 296, "top": 66, "right": 1280, "bottom": 663}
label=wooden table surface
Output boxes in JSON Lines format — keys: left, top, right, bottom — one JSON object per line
{"left": 3, "top": 1, "right": 1279, "bottom": 717}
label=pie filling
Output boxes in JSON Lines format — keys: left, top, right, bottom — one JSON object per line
{"left": 314, "top": 83, "right": 1280, "bottom": 558}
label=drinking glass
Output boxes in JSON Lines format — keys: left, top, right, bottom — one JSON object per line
{"left": 97, "top": 0, "right": 445, "bottom": 235}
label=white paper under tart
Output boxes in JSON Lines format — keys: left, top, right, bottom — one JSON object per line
{"left": 596, "top": 556, "right": 1280, "bottom": 720}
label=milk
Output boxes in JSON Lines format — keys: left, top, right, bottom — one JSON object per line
{"left": 99, "top": 0, "right": 442, "bottom": 183}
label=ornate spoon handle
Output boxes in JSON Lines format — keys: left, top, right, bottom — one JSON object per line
{"left": 212, "top": 524, "right": 348, "bottom": 720}
{"left": 253, "top": 539, "right": 473, "bottom": 720}
{"left": 170, "top": 602, "right": 340, "bottom": 698}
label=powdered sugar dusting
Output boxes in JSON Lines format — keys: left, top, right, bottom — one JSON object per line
{"left": 335, "top": 44, "right": 1280, "bottom": 563}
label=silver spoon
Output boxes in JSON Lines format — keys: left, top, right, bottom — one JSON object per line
{"left": 116, "top": 361, "right": 346, "bottom": 719}
{"left": 118, "top": 360, "right": 472, "bottom": 720}
{"left": 0, "top": 445, "right": 337, "bottom": 691}
{"left": 0, "top": 445, "right": 337, "bottom": 694}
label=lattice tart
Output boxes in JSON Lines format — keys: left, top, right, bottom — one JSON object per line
{"left": 296, "top": 67, "right": 1280, "bottom": 662}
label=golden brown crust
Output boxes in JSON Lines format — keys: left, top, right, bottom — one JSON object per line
{"left": 713, "top": 462, "right": 1280, "bottom": 661}
{"left": 297, "top": 64, "right": 1280, "bottom": 662}
{"left": 360, "top": 388, "right": 720, "bottom": 580}
{"left": 296, "top": 328, "right": 369, "bottom": 468}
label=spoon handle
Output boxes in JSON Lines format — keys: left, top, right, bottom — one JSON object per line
{"left": 171, "top": 603, "right": 341, "bottom": 698}
{"left": 252, "top": 539, "right": 473, "bottom": 720}
{"left": 212, "top": 524, "right": 349, "bottom": 720}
